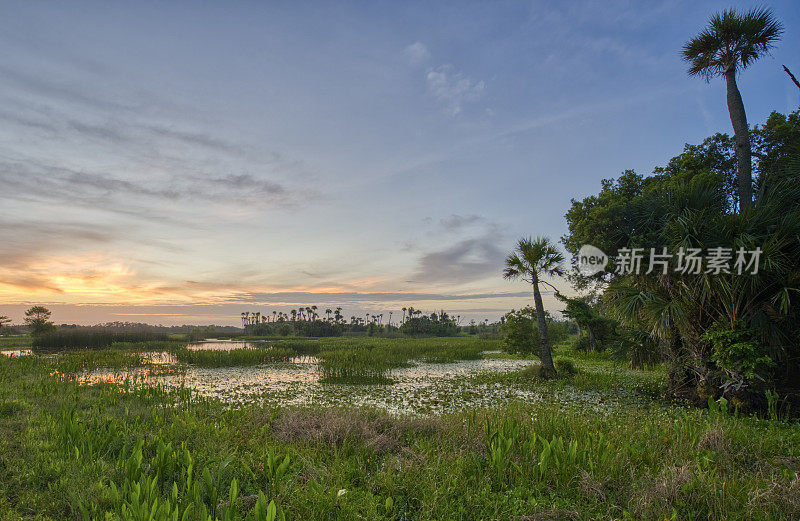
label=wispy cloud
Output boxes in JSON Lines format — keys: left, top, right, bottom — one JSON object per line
{"left": 403, "top": 42, "right": 431, "bottom": 65}
{"left": 411, "top": 234, "right": 505, "bottom": 284}
{"left": 403, "top": 42, "right": 487, "bottom": 116}
{"left": 426, "top": 65, "right": 486, "bottom": 116}
{"left": 0, "top": 158, "right": 293, "bottom": 215}
{"left": 438, "top": 214, "right": 484, "bottom": 231}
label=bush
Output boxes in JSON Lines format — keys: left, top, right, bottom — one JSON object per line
{"left": 501, "top": 308, "right": 574, "bottom": 354}
{"left": 500, "top": 308, "right": 537, "bottom": 354}
{"left": 571, "top": 336, "right": 592, "bottom": 353}
{"left": 554, "top": 356, "right": 578, "bottom": 376}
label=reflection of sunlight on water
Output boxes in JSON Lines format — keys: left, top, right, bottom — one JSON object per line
{"left": 0, "top": 349, "right": 32, "bottom": 357}
{"left": 187, "top": 341, "right": 256, "bottom": 351}
{"left": 73, "top": 355, "right": 553, "bottom": 414}
{"left": 143, "top": 351, "right": 176, "bottom": 364}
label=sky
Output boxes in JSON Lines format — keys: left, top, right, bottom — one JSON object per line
{"left": 0, "top": 0, "right": 798, "bottom": 326}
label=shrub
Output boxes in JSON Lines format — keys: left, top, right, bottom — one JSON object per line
{"left": 554, "top": 356, "right": 578, "bottom": 376}
{"left": 500, "top": 308, "right": 537, "bottom": 354}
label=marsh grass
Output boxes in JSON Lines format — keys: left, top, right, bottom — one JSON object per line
{"left": 0, "top": 335, "right": 32, "bottom": 348}
{"left": 174, "top": 346, "right": 295, "bottom": 367}
{"left": 55, "top": 349, "right": 149, "bottom": 373}
{"left": 316, "top": 338, "right": 491, "bottom": 384}
{"left": 0, "top": 348, "right": 799, "bottom": 520}
{"left": 32, "top": 329, "right": 169, "bottom": 352}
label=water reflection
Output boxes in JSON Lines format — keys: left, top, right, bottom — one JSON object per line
{"left": 0, "top": 349, "right": 32, "bottom": 357}
{"left": 73, "top": 356, "right": 547, "bottom": 415}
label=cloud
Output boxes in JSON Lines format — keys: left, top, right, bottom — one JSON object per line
{"left": 0, "top": 158, "right": 293, "bottom": 217}
{"left": 411, "top": 234, "right": 506, "bottom": 284}
{"left": 426, "top": 65, "right": 486, "bottom": 116}
{"left": 403, "top": 42, "right": 431, "bottom": 65}
{"left": 0, "top": 65, "right": 135, "bottom": 112}
{"left": 238, "top": 290, "right": 529, "bottom": 304}
{"left": 438, "top": 214, "right": 484, "bottom": 231}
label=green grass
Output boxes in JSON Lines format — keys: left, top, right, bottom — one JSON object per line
{"left": 316, "top": 337, "right": 492, "bottom": 383}
{"left": 0, "top": 340, "right": 798, "bottom": 520}
{"left": 0, "top": 335, "right": 32, "bottom": 348}
{"left": 32, "top": 329, "right": 169, "bottom": 352}
{"left": 174, "top": 346, "right": 296, "bottom": 367}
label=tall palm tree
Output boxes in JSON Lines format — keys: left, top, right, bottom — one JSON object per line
{"left": 503, "top": 236, "right": 565, "bottom": 376}
{"left": 683, "top": 7, "right": 783, "bottom": 209}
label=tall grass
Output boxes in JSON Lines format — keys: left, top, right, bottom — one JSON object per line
{"left": 32, "top": 329, "right": 169, "bottom": 352}
{"left": 2, "top": 346, "right": 800, "bottom": 519}
{"left": 174, "top": 346, "right": 295, "bottom": 367}
{"left": 316, "top": 338, "right": 490, "bottom": 383}
{"left": 317, "top": 347, "right": 398, "bottom": 383}
{"left": 0, "top": 335, "right": 32, "bottom": 348}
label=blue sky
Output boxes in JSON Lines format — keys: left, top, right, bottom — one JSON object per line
{"left": 0, "top": 0, "right": 798, "bottom": 325}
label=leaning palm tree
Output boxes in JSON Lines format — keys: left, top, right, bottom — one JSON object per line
{"left": 683, "top": 7, "right": 783, "bottom": 209}
{"left": 503, "top": 237, "right": 565, "bottom": 376}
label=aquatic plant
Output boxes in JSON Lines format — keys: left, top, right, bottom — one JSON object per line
{"left": 174, "top": 346, "right": 295, "bottom": 367}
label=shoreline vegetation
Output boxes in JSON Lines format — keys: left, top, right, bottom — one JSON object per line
{"left": 1, "top": 339, "right": 798, "bottom": 520}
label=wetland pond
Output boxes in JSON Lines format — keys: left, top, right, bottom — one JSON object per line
{"left": 56, "top": 340, "right": 635, "bottom": 415}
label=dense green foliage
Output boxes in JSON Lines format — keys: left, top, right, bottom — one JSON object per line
{"left": 499, "top": 308, "right": 571, "bottom": 355}
{"left": 562, "top": 111, "right": 800, "bottom": 408}
{"left": 398, "top": 311, "right": 459, "bottom": 337}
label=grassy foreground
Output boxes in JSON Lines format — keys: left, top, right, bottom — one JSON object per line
{"left": 0, "top": 345, "right": 799, "bottom": 520}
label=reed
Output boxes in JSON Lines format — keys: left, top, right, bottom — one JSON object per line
{"left": 32, "top": 329, "right": 169, "bottom": 352}
{"left": 174, "top": 346, "right": 295, "bottom": 367}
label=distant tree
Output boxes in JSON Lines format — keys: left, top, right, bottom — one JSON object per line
{"left": 683, "top": 7, "right": 783, "bottom": 209}
{"left": 503, "top": 237, "right": 565, "bottom": 376}
{"left": 0, "top": 316, "right": 11, "bottom": 331}
{"left": 24, "top": 306, "right": 55, "bottom": 336}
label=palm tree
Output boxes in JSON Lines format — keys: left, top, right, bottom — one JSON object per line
{"left": 683, "top": 7, "right": 783, "bottom": 209}
{"left": 503, "top": 237, "right": 565, "bottom": 376}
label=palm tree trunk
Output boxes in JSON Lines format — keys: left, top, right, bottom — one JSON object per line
{"left": 532, "top": 275, "right": 556, "bottom": 375}
{"left": 725, "top": 69, "right": 752, "bottom": 209}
